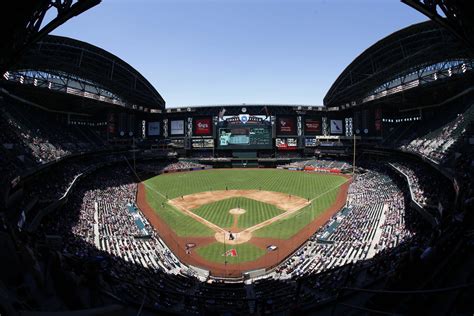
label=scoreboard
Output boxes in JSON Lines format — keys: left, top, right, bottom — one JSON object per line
{"left": 218, "top": 124, "right": 272, "bottom": 149}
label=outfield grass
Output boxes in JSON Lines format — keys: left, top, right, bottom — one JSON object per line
{"left": 143, "top": 169, "right": 347, "bottom": 240}
{"left": 144, "top": 169, "right": 346, "bottom": 200}
{"left": 195, "top": 242, "right": 266, "bottom": 264}
{"left": 253, "top": 186, "right": 340, "bottom": 239}
{"left": 192, "top": 197, "right": 285, "bottom": 229}
{"left": 145, "top": 188, "right": 214, "bottom": 237}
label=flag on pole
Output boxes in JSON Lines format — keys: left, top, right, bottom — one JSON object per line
{"left": 218, "top": 108, "right": 226, "bottom": 120}
{"left": 264, "top": 105, "right": 269, "bottom": 118}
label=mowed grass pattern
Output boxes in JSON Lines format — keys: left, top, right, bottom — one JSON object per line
{"left": 145, "top": 169, "right": 346, "bottom": 200}
{"left": 196, "top": 242, "right": 266, "bottom": 264}
{"left": 253, "top": 186, "right": 340, "bottom": 239}
{"left": 192, "top": 197, "right": 285, "bottom": 229}
{"left": 143, "top": 169, "right": 347, "bottom": 239}
{"left": 145, "top": 189, "right": 214, "bottom": 237}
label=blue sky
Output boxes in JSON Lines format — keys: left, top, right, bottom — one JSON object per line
{"left": 49, "top": 0, "right": 427, "bottom": 107}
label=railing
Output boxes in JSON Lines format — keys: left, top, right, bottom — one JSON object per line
{"left": 388, "top": 162, "right": 438, "bottom": 227}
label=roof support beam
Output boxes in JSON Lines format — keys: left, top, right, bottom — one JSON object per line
{"left": 402, "top": 0, "right": 474, "bottom": 52}
{"left": 0, "top": 0, "right": 101, "bottom": 74}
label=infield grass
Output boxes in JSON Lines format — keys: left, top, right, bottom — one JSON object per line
{"left": 252, "top": 186, "right": 340, "bottom": 239}
{"left": 143, "top": 169, "right": 347, "bottom": 240}
{"left": 145, "top": 188, "right": 214, "bottom": 237}
{"left": 193, "top": 197, "right": 285, "bottom": 229}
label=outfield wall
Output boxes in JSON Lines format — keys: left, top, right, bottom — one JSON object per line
{"left": 136, "top": 169, "right": 351, "bottom": 279}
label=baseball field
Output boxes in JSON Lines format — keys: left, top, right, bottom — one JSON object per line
{"left": 136, "top": 168, "right": 350, "bottom": 277}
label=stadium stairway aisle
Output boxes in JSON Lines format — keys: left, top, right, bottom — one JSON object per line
{"left": 366, "top": 204, "right": 388, "bottom": 259}
{"left": 93, "top": 202, "right": 100, "bottom": 248}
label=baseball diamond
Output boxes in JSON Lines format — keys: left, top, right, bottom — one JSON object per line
{"left": 136, "top": 168, "right": 350, "bottom": 276}
{"left": 3, "top": 2, "right": 470, "bottom": 314}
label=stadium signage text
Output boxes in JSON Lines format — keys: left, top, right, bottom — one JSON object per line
{"left": 194, "top": 118, "right": 212, "bottom": 135}
{"left": 304, "top": 119, "right": 321, "bottom": 133}
{"left": 224, "top": 115, "right": 265, "bottom": 125}
{"left": 277, "top": 117, "right": 296, "bottom": 135}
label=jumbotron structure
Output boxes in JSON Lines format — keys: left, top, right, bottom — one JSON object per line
{"left": 0, "top": 1, "right": 473, "bottom": 315}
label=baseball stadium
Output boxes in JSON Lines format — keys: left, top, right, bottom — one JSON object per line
{"left": 137, "top": 168, "right": 350, "bottom": 277}
{"left": 0, "top": 1, "right": 474, "bottom": 315}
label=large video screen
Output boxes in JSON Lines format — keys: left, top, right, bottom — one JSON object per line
{"left": 170, "top": 120, "right": 184, "bottom": 135}
{"left": 147, "top": 121, "right": 160, "bottom": 136}
{"left": 217, "top": 115, "right": 272, "bottom": 149}
{"left": 218, "top": 125, "right": 272, "bottom": 149}
{"left": 330, "top": 119, "right": 343, "bottom": 135}
{"left": 194, "top": 118, "right": 212, "bottom": 136}
{"left": 277, "top": 117, "right": 296, "bottom": 135}
{"left": 304, "top": 118, "right": 321, "bottom": 135}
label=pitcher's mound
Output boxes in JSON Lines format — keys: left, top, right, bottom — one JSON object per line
{"left": 229, "top": 208, "right": 246, "bottom": 215}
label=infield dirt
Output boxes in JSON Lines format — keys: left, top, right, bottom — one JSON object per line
{"left": 136, "top": 174, "right": 351, "bottom": 277}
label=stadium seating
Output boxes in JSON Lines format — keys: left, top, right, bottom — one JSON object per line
{"left": 0, "top": 97, "right": 106, "bottom": 176}
{"left": 278, "top": 159, "right": 351, "bottom": 171}
{"left": 15, "top": 159, "right": 428, "bottom": 313}
{"left": 387, "top": 101, "right": 474, "bottom": 164}
{"left": 276, "top": 169, "right": 414, "bottom": 280}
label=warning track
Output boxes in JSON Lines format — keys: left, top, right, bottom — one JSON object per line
{"left": 136, "top": 174, "right": 351, "bottom": 277}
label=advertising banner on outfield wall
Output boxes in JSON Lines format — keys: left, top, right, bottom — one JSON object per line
{"left": 277, "top": 117, "right": 296, "bottom": 135}
{"left": 170, "top": 120, "right": 185, "bottom": 135}
{"left": 148, "top": 121, "right": 161, "bottom": 136}
{"left": 304, "top": 119, "right": 321, "bottom": 135}
{"left": 194, "top": 118, "right": 212, "bottom": 136}
{"left": 330, "top": 119, "right": 343, "bottom": 134}
{"left": 304, "top": 166, "right": 342, "bottom": 173}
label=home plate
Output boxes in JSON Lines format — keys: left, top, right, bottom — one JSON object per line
{"left": 215, "top": 231, "right": 252, "bottom": 245}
